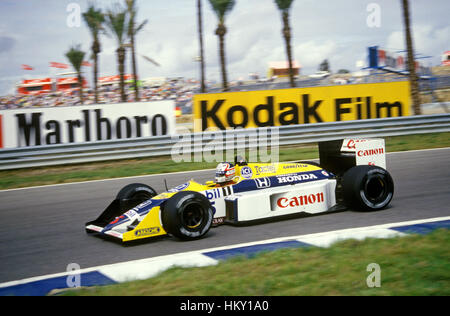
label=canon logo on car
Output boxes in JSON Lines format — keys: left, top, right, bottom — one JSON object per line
{"left": 357, "top": 147, "right": 384, "bottom": 157}
{"left": 277, "top": 192, "right": 324, "bottom": 209}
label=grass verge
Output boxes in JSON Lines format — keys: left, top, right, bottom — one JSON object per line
{"left": 1, "top": 132, "right": 449, "bottom": 190}
{"left": 62, "top": 229, "right": 450, "bottom": 296}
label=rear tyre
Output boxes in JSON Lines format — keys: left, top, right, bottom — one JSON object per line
{"left": 162, "top": 191, "right": 213, "bottom": 240}
{"left": 341, "top": 165, "right": 394, "bottom": 212}
{"left": 116, "top": 183, "right": 157, "bottom": 211}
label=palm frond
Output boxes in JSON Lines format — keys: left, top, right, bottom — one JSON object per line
{"left": 65, "top": 45, "right": 86, "bottom": 72}
{"left": 208, "top": 0, "right": 235, "bottom": 21}
{"left": 134, "top": 19, "right": 148, "bottom": 35}
{"left": 275, "top": 0, "right": 295, "bottom": 12}
{"left": 83, "top": 5, "right": 105, "bottom": 38}
{"left": 104, "top": 3, "right": 129, "bottom": 46}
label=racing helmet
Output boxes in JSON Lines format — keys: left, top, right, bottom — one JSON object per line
{"left": 215, "top": 162, "right": 236, "bottom": 184}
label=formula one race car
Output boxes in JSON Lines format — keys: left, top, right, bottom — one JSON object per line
{"left": 85, "top": 138, "right": 394, "bottom": 243}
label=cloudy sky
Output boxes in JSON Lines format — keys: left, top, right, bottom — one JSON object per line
{"left": 0, "top": 0, "right": 449, "bottom": 95}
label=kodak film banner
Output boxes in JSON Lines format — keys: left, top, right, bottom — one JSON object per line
{"left": 194, "top": 81, "right": 410, "bottom": 131}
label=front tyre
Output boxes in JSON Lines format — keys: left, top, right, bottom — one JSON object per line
{"left": 162, "top": 191, "right": 213, "bottom": 240}
{"left": 116, "top": 183, "right": 157, "bottom": 212}
{"left": 341, "top": 165, "right": 394, "bottom": 211}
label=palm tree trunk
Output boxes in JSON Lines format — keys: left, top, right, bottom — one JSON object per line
{"left": 401, "top": 0, "right": 421, "bottom": 115}
{"left": 77, "top": 72, "right": 84, "bottom": 104}
{"left": 130, "top": 33, "right": 139, "bottom": 101}
{"left": 93, "top": 53, "right": 99, "bottom": 104}
{"left": 216, "top": 23, "right": 228, "bottom": 92}
{"left": 92, "top": 39, "right": 100, "bottom": 104}
{"left": 197, "top": 0, "right": 206, "bottom": 93}
{"left": 117, "top": 47, "right": 127, "bottom": 103}
{"left": 282, "top": 11, "right": 295, "bottom": 88}
{"left": 219, "top": 34, "right": 228, "bottom": 91}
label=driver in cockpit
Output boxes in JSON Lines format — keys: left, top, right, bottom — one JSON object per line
{"left": 214, "top": 162, "right": 236, "bottom": 187}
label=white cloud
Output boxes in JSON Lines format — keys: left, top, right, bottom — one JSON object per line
{"left": 295, "top": 40, "right": 338, "bottom": 71}
{"left": 0, "top": 0, "right": 449, "bottom": 96}
{"left": 386, "top": 24, "right": 450, "bottom": 65}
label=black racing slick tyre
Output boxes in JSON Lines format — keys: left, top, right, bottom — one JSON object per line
{"left": 341, "top": 165, "right": 394, "bottom": 212}
{"left": 162, "top": 191, "right": 214, "bottom": 240}
{"left": 116, "top": 183, "right": 157, "bottom": 211}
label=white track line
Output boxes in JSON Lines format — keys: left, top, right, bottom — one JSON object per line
{"left": 1, "top": 215, "right": 449, "bottom": 289}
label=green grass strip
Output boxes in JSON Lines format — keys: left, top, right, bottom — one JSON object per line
{"left": 62, "top": 229, "right": 450, "bottom": 296}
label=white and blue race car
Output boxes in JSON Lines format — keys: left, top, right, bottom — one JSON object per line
{"left": 85, "top": 138, "right": 394, "bottom": 243}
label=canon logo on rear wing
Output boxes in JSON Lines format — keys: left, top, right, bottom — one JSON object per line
{"left": 357, "top": 148, "right": 384, "bottom": 157}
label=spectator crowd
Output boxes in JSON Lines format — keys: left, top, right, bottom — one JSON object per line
{"left": 0, "top": 78, "right": 198, "bottom": 111}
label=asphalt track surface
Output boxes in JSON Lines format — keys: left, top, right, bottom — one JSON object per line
{"left": 1, "top": 148, "right": 449, "bottom": 283}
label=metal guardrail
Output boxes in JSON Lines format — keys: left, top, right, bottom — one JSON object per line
{"left": 0, "top": 114, "right": 449, "bottom": 170}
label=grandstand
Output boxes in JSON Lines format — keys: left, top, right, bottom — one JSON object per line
{"left": 2, "top": 67, "right": 450, "bottom": 112}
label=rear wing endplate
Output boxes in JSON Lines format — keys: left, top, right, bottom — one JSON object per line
{"left": 319, "top": 138, "right": 386, "bottom": 175}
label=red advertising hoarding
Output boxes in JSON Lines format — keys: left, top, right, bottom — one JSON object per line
{"left": 17, "top": 78, "right": 52, "bottom": 95}
{"left": 17, "top": 77, "right": 87, "bottom": 95}
{"left": 56, "top": 77, "right": 88, "bottom": 91}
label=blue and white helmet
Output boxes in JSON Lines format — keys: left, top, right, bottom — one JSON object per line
{"left": 215, "top": 162, "right": 236, "bottom": 184}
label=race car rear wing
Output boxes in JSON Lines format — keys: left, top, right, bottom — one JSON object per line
{"left": 318, "top": 138, "right": 386, "bottom": 175}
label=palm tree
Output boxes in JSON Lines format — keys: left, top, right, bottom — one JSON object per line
{"left": 104, "top": 4, "right": 129, "bottom": 103}
{"left": 83, "top": 5, "right": 105, "bottom": 104}
{"left": 274, "top": 0, "right": 296, "bottom": 88}
{"left": 208, "top": 0, "right": 235, "bottom": 91}
{"left": 401, "top": 0, "right": 421, "bottom": 115}
{"left": 125, "top": 0, "right": 148, "bottom": 101}
{"left": 65, "top": 45, "right": 86, "bottom": 104}
{"left": 197, "top": 0, "right": 206, "bottom": 93}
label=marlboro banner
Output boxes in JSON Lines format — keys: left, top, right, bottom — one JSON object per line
{"left": 0, "top": 101, "right": 175, "bottom": 148}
